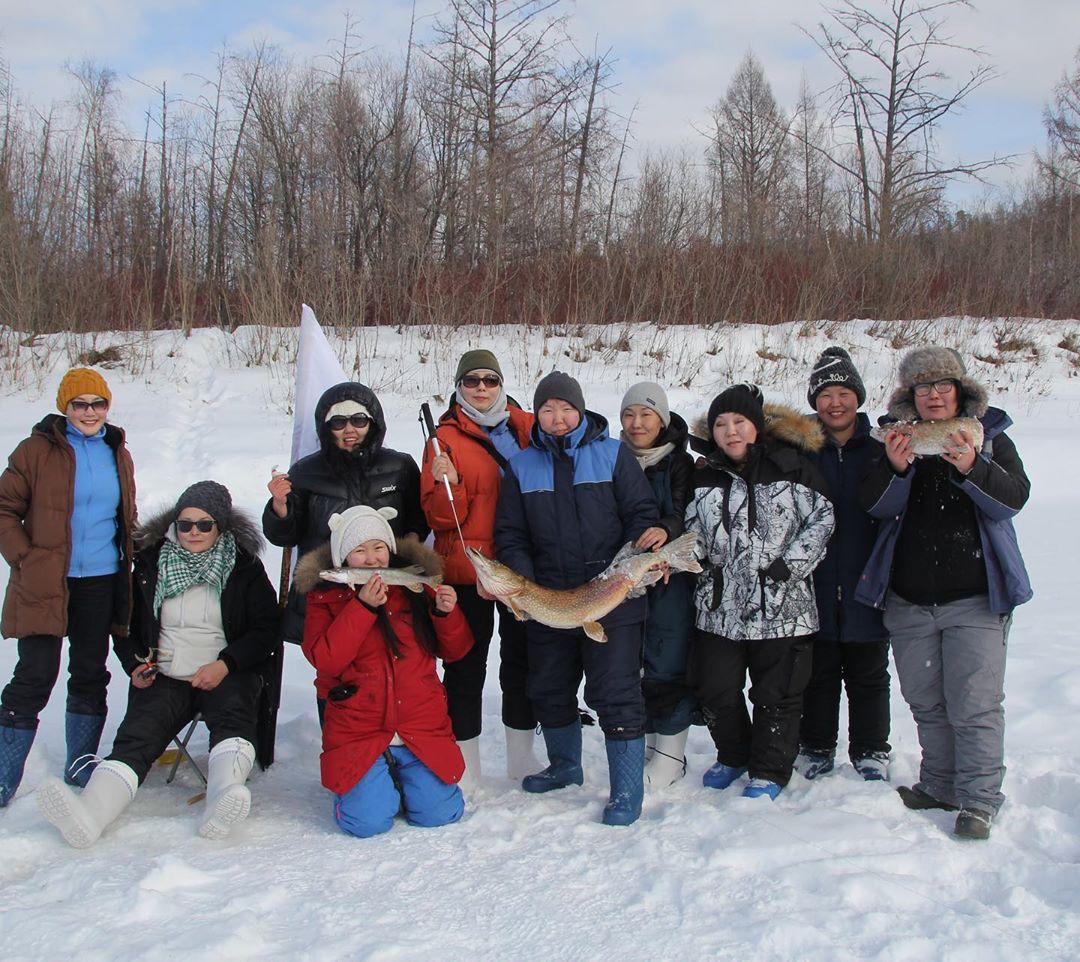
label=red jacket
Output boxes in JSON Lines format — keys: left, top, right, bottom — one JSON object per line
{"left": 420, "top": 403, "right": 534, "bottom": 584}
{"left": 302, "top": 583, "right": 474, "bottom": 795}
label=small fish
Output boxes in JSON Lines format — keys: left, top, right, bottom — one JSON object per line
{"left": 870, "top": 417, "right": 984, "bottom": 457}
{"left": 318, "top": 565, "right": 442, "bottom": 593}
{"left": 467, "top": 533, "right": 702, "bottom": 643}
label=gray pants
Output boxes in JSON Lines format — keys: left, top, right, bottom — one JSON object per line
{"left": 884, "top": 592, "right": 1008, "bottom": 814}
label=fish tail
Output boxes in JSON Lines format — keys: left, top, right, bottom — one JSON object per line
{"left": 661, "top": 533, "right": 703, "bottom": 574}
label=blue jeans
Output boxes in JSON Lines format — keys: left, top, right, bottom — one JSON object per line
{"left": 334, "top": 745, "right": 464, "bottom": 838}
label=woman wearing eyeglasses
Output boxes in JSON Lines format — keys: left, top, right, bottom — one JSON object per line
{"left": 0, "top": 368, "right": 137, "bottom": 808}
{"left": 857, "top": 347, "right": 1032, "bottom": 840}
{"left": 263, "top": 383, "right": 429, "bottom": 650}
{"left": 420, "top": 351, "right": 538, "bottom": 784}
{"left": 37, "top": 481, "right": 279, "bottom": 846}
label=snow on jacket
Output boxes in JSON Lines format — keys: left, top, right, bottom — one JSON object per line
{"left": 807, "top": 412, "right": 887, "bottom": 643}
{"left": 421, "top": 398, "right": 534, "bottom": 585}
{"left": 684, "top": 405, "right": 834, "bottom": 642}
{"left": 855, "top": 404, "right": 1031, "bottom": 615}
{"left": 296, "top": 539, "right": 474, "bottom": 795}
{"left": 116, "top": 507, "right": 279, "bottom": 678}
{"left": 0, "top": 414, "right": 137, "bottom": 640}
{"left": 494, "top": 410, "right": 661, "bottom": 627}
{"left": 262, "top": 382, "right": 428, "bottom": 642}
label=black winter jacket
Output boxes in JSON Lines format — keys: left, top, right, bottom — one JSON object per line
{"left": 116, "top": 509, "right": 279, "bottom": 678}
{"left": 262, "top": 383, "right": 428, "bottom": 641}
{"left": 807, "top": 413, "right": 887, "bottom": 642}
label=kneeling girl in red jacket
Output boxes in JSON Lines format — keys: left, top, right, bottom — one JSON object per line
{"left": 297, "top": 505, "right": 474, "bottom": 838}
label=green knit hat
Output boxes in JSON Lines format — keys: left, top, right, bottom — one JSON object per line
{"left": 454, "top": 350, "right": 503, "bottom": 384}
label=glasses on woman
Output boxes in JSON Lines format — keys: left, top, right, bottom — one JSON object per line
{"left": 461, "top": 375, "right": 502, "bottom": 389}
{"left": 176, "top": 519, "right": 216, "bottom": 533}
{"left": 913, "top": 379, "right": 957, "bottom": 397}
{"left": 327, "top": 414, "right": 372, "bottom": 432}
{"left": 70, "top": 399, "right": 110, "bottom": 413}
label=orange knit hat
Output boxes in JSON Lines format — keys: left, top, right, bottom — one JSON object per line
{"left": 56, "top": 368, "right": 112, "bottom": 413}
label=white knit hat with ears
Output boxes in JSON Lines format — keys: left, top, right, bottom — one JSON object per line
{"left": 329, "top": 505, "right": 398, "bottom": 566}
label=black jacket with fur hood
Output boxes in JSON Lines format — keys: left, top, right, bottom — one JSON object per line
{"left": 115, "top": 507, "right": 279, "bottom": 677}
{"left": 685, "top": 404, "right": 835, "bottom": 642}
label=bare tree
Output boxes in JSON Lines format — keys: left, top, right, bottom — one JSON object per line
{"left": 1045, "top": 45, "right": 1080, "bottom": 184}
{"left": 709, "top": 51, "right": 789, "bottom": 244}
{"left": 805, "top": 0, "right": 999, "bottom": 241}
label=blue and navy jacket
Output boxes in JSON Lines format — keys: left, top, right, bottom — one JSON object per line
{"left": 494, "top": 411, "right": 660, "bottom": 627}
{"left": 808, "top": 413, "right": 887, "bottom": 643}
{"left": 855, "top": 406, "right": 1032, "bottom": 615}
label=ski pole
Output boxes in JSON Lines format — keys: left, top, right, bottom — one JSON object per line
{"left": 420, "top": 402, "right": 467, "bottom": 549}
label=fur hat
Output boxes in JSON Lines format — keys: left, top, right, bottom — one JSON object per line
{"left": 329, "top": 505, "right": 398, "bottom": 566}
{"left": 887, "top": 346, "right": 988, "bottom": 421}
{"left": 707, "top": 383, "right": 766, "bottom": 438}
{"left": 807, "top": 346, "right": 866, "bottom": 408}
{"left": 533, "top": 371, "right": 585, "bottom": 417}
{"left": 174, "top": 480, "right": 232, "bottom": 530}
{"left": 620, "top": 382, "right": 671, "bottom": 427}
{"left": 455, "top": 350, "right": 503, "bottom": 384}
{"left": 57, "top": 368, "right": 112, "bottom": 413}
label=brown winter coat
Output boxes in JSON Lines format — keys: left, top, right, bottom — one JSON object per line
{"left": 0, "top": 415, "right": 137, "bottom": 639}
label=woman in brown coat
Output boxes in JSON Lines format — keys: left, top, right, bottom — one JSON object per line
{"left": 0, "top": 368, "right": 137, "bottom": 807}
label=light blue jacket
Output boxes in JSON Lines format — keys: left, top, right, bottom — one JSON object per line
{"left": 66, "top": 421, "right": 121, "bottom": 577}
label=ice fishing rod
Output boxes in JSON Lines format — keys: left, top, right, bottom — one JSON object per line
{"left": 420, "top": 402, "right": 467, "bottom": 550}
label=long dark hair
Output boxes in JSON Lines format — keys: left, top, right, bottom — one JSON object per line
{"left": 373, "top": 552, "right": 438, "bottom": 659}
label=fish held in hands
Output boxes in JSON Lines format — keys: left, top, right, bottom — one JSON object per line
{"left": 466, "top": 532, "right": 702, "bottom": 643}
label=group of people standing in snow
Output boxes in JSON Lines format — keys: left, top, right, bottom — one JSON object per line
{"left": 0, "top": 340, "right": 1031, "bottom": 848}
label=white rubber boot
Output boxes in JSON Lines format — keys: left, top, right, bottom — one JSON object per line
{"left": 457, "top": 736, "right": 482, "bottom": 791}
{"left": 37, "top": 760, "right": 138, "bottom": 849}
{"left": 643, "top": 729, "right": 689, "bottom": 790}
{"left": 504, "top": 726, "right": 542, "bottom": 781}
{"left": 645, "top": 731, "right": 657, "bottom": 764}
{"left": 199, "top": 737, "right": 255, "bottom": 839}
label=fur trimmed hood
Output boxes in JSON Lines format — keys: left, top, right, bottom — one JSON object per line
{"left": 134, "top": 505, "right": 264, "bottom": 556}
{"left": 886, "top": 346, "right": 989, "bottom": 421}
{"left": 292, "top": 534, "right": 443, "bottom": 596}
{"left": 690, "top": 402, "right": 825, "bottom": 456}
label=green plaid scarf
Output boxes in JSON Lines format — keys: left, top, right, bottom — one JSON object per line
{"left": 153, "top": 530, "right": 237, "bottom": 615}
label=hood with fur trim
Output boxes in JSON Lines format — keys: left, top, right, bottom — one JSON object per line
{"left": 134, "top": 505, "right": 265, "bottom": 557}
{"left": 886, "top": 346, "right": 989, "bottom": 421}
{"left": 292, "top": 534, "right": 442, "bottom": 596}
{"left": 689, "top": 402, "right": 825, "bottom": 456}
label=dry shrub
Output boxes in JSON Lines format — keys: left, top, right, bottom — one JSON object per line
{"left": 76, "top": 345, "right": 125, "bottom": 367}
{"left": 1058, "top": 332, "right": 1080, "bottom": 354}
{"left": 756, "top": 348, "right": 784, "bottom": 362}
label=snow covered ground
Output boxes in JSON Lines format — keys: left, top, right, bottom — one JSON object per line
{"left": 1, "top": 318, "right": 1078, "bottom": 961}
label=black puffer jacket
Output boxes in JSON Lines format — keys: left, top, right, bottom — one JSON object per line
{"left": 116, "top": 508, "right": 279, "bottom": 677}
{"left": 262, "top": 382, "right": 428, "bottom": 641}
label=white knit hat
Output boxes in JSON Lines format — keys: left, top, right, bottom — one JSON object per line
{"left": 325, "top": 399, "right": 371, "bottom": 421}
{"left": 329, "top": 505, "right": 397, "bottom": 566}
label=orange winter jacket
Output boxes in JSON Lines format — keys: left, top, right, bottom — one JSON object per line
{"left": 420, "top": 402, "right": 533, "bottom": 585}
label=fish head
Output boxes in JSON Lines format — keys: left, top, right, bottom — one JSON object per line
{"left": 465, "top": 548, "right": 524, "bottom": 598}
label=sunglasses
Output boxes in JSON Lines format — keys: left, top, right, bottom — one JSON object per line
{"left": 460, "top": 375, "right": 502, "bottom": 389}
{"left": 327, "top": 414, "right": 372, "bottom": 432}
{"left": 176, "top": 519, "right": 216, "bottom": 533}
{"left": 912, "top": 379, "right": 957, "bottom": 398}
{"left": 70, "top": 399, "right": 109, "bottom": 413}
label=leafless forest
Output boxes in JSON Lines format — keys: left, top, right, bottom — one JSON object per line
{"left": 2, "top": 0, "right": 1080, "bottom": 336}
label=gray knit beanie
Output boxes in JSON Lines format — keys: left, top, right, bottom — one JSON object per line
{"left": 807, "top": 346, "right": 866, "bottom": 408}
{"left": 620, "top": 382, "right": 671, "bottom": 427}
{"left": 174, "top": 480, "right": 232, "bottom": 530}
{"left": 533, "top": 371, "right": 586, "bottom": 416}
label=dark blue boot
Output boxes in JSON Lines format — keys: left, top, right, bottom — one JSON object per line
{"left": 1, "top": 722, "right": 36, "bottom": 807}
{"left": 602, "top": 737, "right": 645, "bottom": 826}
{"left": 522, "top": 720, "right": 583, "bottom": 793}
{"left": 65, "top": 713, "right": 107, "bottom": 788}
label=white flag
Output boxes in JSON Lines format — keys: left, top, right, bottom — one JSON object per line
{"left": 291, "top": 304, "right": 349, "bottom": 465}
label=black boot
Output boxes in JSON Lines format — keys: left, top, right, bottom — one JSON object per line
{"left": 897, "top": 785, "right": 958, "bottom": 812}
{"left": 954, "top": 808, "right": 992, "bottom": 840}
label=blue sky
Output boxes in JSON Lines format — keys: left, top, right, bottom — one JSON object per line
{"left": 2, "top": 0, "right": 1078, "bottom": 207}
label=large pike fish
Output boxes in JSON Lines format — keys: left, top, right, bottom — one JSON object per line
{"left": 466, "top": 532, "right": 702, "bottom": 643}
{"left": 870, "top": 416, "right": 984, "bottom": 458}
{"left": 319, "top": 565, "right": 442, "bottom": 593}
